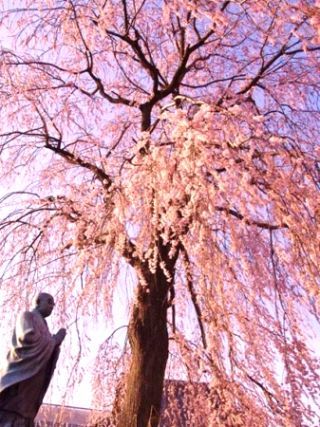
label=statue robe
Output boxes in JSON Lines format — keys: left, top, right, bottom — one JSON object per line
{"left": 0, "top": 309, "right": 60, "bottom": 426}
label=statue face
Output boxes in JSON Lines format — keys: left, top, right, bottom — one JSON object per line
{"left": 37, "top": 293, "right": 55, "bottom": 317}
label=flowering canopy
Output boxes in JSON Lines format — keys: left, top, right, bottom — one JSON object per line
{"left": 0, "top": 0, "right": 320, "bottom": 425}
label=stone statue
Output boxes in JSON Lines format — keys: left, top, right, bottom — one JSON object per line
{"left": 0, "top": 292, "right": 66, "bottom": 426}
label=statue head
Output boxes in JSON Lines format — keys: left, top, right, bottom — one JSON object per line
{"left": 34, "top": 292, "right": 55, "bottom": 318}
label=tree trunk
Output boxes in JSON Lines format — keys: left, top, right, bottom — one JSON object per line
{"left": 118, "top": 267, "right": 170, "bottom": 427}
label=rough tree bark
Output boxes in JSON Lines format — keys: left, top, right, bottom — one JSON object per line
{"left": 118, "top": 243, "right": 177, "bottom": 427}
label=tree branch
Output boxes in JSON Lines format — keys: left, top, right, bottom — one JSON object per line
{"left": 215, "top": 206, "right": 288, "bottom": 230}
{"left": 180, "top": 243, "right": 207, "bottom": 349}
{"left": 35, "top": 108, "right": 113, "bottom": 189}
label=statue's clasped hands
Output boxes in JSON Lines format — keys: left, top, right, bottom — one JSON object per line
{"left": 54, "top": 328, "right": 67, "bottom": 346}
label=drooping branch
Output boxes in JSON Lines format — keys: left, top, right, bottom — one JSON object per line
{"left": 215, "top": 206, "right": 288, "bottom": 230}
{"left": 245, "top": 372, "right": 283, "bottom": 412}
{"left": 180, "top": 243, "right": 207, "bottom": 349}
